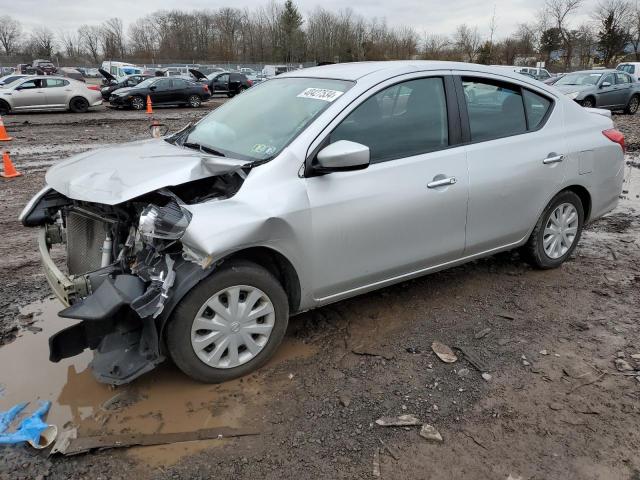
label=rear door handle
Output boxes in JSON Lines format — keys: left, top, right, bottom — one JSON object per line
{"left": 427, "top": 177, "right": 457, "bottom": 188}
{"left": 543, "top": 154, "right": 564, "bottom": 164}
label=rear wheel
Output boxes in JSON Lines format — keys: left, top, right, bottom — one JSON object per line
{"left": 167, "top": 261, "right": 289, "bottom": 383}
{"left": 69, "top": 97, "right": 89, "bottom": 113}
{"left": 624, "top": 94, "right": 639, "bottom": 115}
{"left": 130, "top": 95, "right": 145, "bottom": 110}
{"left": 581, "top": 97, "right": 595, "bottom": 109}
{"left": 522, "top": 190, "right": 584, "bottom": 269}
{"left": 187, "top": 94, "right": 202, "bottom": 108}
{"left": 0, "top": 100, "right": 10, "bottom": 115}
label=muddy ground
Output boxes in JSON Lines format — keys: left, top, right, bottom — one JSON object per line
{"left": 0, "top": 103, "right": 639, "bottom": 480}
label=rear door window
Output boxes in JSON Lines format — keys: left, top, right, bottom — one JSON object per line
{"left": 523, "top": 90, "right": 552, "bottom": 130}
{"left": 616, "top": 73, "right": 631, "bottom": 84}
{"left": 330, "top": 77, "right": 449, "bottom": 163}
{"left": 462, "top": 78, "right": 527, "bottom": 141}
{"left": 45, "top": 79, "right": 68, "bottom": 88}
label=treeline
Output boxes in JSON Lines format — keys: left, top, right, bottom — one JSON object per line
{"left": 1, "top": 0, "right": 640, "bottom": 69}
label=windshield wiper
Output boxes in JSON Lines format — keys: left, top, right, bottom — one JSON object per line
{"left": 182, "top": 142, "right": 226, "bottom": 157}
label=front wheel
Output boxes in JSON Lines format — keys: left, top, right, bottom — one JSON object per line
{"left": 624, "top": 95, "right": 639, "bottom": 115}
{"left": 581, "top": 97, "right": 595, "bottom": 109}
{"left": 522, "top": 190, "right": 584, "bottom": 269}
{"left": 130, "top": 95, "right": 145, "bottom": 110}
{"left": 167, "top": 261, "right": 289, "bottom": 383}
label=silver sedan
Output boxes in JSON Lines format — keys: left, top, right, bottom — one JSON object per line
{"left": 0, "top": 75, "right": 102, "bottom": 114}
{"left": 21, "top": 61, "right": 625, "bottom": 385}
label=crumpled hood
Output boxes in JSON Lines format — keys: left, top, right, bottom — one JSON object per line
{"left": 46, "top": 138, "right": 252, "bottom": 205}
{"left": 111, "top": 86, "right": 133, "bottom": 96}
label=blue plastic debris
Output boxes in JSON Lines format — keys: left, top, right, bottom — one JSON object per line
{"left": 0, "top": 401, "right": 54, "bottom": 447}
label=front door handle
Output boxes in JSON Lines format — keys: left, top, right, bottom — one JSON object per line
{"left": 427, "top": 177, "right": 457, "bottom": 188}
{"left": 543, "top": 154, "right": 564, "bottom": 164}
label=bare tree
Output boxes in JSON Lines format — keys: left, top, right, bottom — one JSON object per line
{"left": 544, "top": 0, "right": 583, "bottom": 67}
{"left": 0, "top": 15, "right": 22, "bottom": 56}
{"left": 78, "top": 25, "right": 102, "bottom": 63}
{"left": 454, "top": 24, "right": 482, "bottom": 62}
{"left": 30, "top": 27, "right": 55, "bottom": 58}
{"left": 422, "top": 33, "right": 450, "bottom": 59}
{"left": 101, "top": 18, "right": 126, "bottom": 59}
{"left": 631, "top": 2, "right": 640, "bottom": 60}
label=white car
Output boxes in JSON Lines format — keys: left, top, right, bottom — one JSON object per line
{"left": 0, "top": 76, "right": 102, "bottom": 114}
{"left": 616, "top": 62, "right": 640, "bottom": 82}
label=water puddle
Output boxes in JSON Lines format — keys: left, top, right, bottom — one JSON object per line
{"left": 0, "top": 298, "right": 316, "bottom": 466}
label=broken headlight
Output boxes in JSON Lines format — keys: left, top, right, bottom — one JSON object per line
{"left": 138, "top": 201, "right": 192, "bottom": 242}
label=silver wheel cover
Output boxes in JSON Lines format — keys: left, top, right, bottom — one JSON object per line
{"left": 190, "top": 285, "right": 275, "bottom": 369}
{"left": 543, "top": 203, "right": 579, "bottom": 259}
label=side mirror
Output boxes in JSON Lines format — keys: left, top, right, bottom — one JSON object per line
{"left": 314, "top": 140, "right": 370, "bottom": 173}
{"left": 150, "top": 85, "right": 157, "bottom": 91}
{"left": 601, "top": 81, "right": 612, "bottom": 88}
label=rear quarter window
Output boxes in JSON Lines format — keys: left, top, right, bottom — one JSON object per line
{"left": 523, "top": 90, "right": 552, "bottom": 130}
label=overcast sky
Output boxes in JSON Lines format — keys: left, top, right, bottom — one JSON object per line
{"left": 10, "top": 0, "right": 597, "bottom": 38}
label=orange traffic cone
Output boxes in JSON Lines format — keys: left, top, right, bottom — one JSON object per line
{"left": 1, "top": 151, "right": 21, "bottom": 178}
{"left": 146, "top": 95, "right": 153, "bottom": 115}
{"left": 151, "top": 119, "right": 161, "bottom": 138}
{"left": 0, "top": 115, "right": 12, "bottom": 141}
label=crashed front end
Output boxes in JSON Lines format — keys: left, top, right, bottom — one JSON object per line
{"left": 20, "top": 157, "right": 246, "bottom": 385}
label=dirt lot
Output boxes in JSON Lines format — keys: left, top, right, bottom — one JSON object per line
{"left": 0, "top": 103, "right": 639, "bottom": 480}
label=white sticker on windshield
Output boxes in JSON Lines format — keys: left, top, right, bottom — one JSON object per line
{"left": 297, "top": 88, "right": 344, "bottom": 102}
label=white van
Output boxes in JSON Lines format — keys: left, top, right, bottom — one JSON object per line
{"left": 100, "top": 61, "right": 144, "bottom": 81}
{"left": 616, "top": 63, "right": 640, "bottom": 82}
{"left": 262, "top": 65, "right": 293, "bottom": 77}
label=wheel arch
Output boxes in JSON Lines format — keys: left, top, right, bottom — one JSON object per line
{"left": 157, "top": 245, "right": 302, "bottom": 349}
{"left": 224, "top": 246, "right": 302, "bottom": 314}
{"left": 563, "top": 184, "right": 592, "bottom": 222}
{"left": 0, "top": 99, "right": 11, "bottom": 113}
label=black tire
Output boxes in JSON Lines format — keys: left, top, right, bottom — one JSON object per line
{"left": 522, "top": 190, "right": 584, "bottom": 269}
{"left": 187, "top": 94, "right": 202, "bottom": 108}
{"left": 227, "top": 92, "right": 235, "bottom": 98}
{"left": 0, "top": 100, "right": 10, "bottom": 115}
{"left": 130, "top": 95, "right": 145, "bottom": 110}
{"left": 68, "top": 97, "right": 89, "bottom": 113}
{"left": 624, "top": 94, "right": 639, "bottom": 115}
{"left": 581, "top": 97, "right": 595, "bottom": 108}
{"left": 167, "top": 260, "right": 289, "bottom": 383}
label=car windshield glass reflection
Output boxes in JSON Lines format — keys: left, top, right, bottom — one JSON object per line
{"left": 183, "top": 78, "right": 353, "bottom": 161}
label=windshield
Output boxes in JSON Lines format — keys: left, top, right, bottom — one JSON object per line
{"left": 556, "top": 72, "right": 602, "bottom": 86}
{"left": 135, "top": 78, "right": 157, "bottom": 89}
{"left": 183, "top": 77, "right": 353, "bottom": 161}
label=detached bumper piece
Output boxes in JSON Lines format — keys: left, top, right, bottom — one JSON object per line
{"left": 49, "top": 274, "right": 165, "bottom": 385}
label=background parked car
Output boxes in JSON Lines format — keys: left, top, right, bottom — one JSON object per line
{"left": 108, "top": 77, "right": 210, "bottom": 109}
{"left": 0, "top": 74, "right": 31, "bottom": 87}
{"left": 543, "top": 74, "right": 565, "bottom": 85}
{"left": 0, "top": 76, "right": 102, "bottom": 114}
{"left": 32, "top": 59, "right": 57, "bottom": 75}
{"left": 554, "top": 69, "right": 640, "bottom": 113}
{"left": 190, "top": 69, "right": 252, "bottom": 97}
{"left": 100, "top": 69, "right": 154, "bottom": 101}
{"left": 58, "top": 67, "right": 85, "bottom": 82}
{"left": 616, "top": 62, "right": 640, "bottom": 82}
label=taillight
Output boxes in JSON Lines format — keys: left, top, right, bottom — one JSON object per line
{"left": 87, "top": 85, "right": 100, "bottom": 91}
{"left": 247, "top": 80, "right": 253, "bottom": 86}
{"left": 602, "top": 128, "right": 625, "bottom": 153}
{"left": 203, "top": 85, "right": 209, "bottom": 92}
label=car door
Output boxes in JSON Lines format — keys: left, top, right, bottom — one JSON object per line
{"left": 44, "top": 78, "right": 70, "bottom": 108}
{"left": 596, "top": 73, "right": 618, "bottom": 107}
{"left": 149, "top": 78, "right": 173, "bottom": 104}
{"left": 459, "top": 75, "right": 566, "bottom": 255}
{"left": 10, "top": 78, "right": 47, "bottom": 110}
{"left": 170, "top": 79, "right": 189, "bottom": 102}
{"left": 213, "top": 74, "right": 229, "bottom": 93}
{"left": 615, "top": 72, "right": 633, "bottom": 105}
{"left": 304, "top": 74, "right": 469, "bottom": 300}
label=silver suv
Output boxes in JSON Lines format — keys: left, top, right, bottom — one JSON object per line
{"left": 21, "top": 61, "right": 625, "bottom": 385}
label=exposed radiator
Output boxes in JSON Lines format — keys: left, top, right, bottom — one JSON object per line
{"left": 65, "top": 211, "right": 108, "bottom": 275}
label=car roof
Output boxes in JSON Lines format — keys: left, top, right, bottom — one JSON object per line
{"left": 569, "top": 69, "right": 618, "bottom": 74}
{"left": 278, "top": 61, "right": 552, "bottom": 82}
